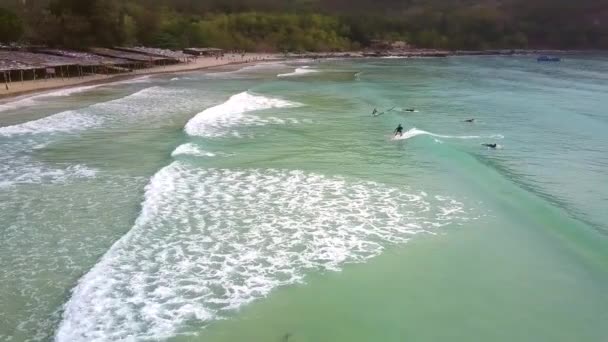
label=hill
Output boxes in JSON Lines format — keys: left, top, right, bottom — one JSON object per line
{"left": 1, "top": 0, "right": 606, "bottom": 50}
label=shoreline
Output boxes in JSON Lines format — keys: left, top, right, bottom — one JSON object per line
{"left": 2, "top": 49, "right": 605, "bottom": 103}
{"left": 291, "top": 48, "right": 607, "bottom": 59}
{"left": 0, "top": 53, "right": 281, "bottom": 103}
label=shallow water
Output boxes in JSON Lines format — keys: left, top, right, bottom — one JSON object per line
{"left": 0, "top": 56, "right": 607, "bottom": 341}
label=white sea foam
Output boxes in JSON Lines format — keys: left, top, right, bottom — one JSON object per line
{"left": 0, "top": 162, "right": 98, "bottom": 189}
{"left": 0, "top": 110, "right": 102, "bottom": 137}
{"left": 393, "top": 128, "right": 504, "bottom": 141}
{"left": 171, "top": 143, "right": 217, "bottom": 157}
{"left": 0, "top": 76, "right": 153, "bottom": 113}
{"left": 106, "top": 75, "right": 152, "bottom": 85}
{"left": 0, "top": 86, "right": 190, "bottom": 189}
{"left": 0, "top": 87, "right": 164, "bottom": 137}
{"left": 0, "top": 85, "right": 106, "bottom": 113}
{"left": 240, "top": 62, "right": 288, "bottom": 71}
{"left": 185, "top": 92, "right": 302, "bottom": 137}
{"left": 277, "top": 66, "right": 320, "bottom": 78}
{"left": 56, "top": 162, "right": 474, "bottom": 341}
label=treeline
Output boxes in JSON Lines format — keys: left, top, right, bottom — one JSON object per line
{"left": 1, "top": 0, "right": 606, "bottom": 50}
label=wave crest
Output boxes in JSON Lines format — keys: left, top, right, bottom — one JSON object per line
{"left": 394, "top": 128, "right": 504, "bottom": 141}
{"left": 184, "top": 92, "right": 301, "bottom": 137}
{"left": 277, "top": 66, "right": 319, "bottom": 78}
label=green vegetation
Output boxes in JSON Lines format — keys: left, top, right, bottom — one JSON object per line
{"left": 1, "top": 0, "right": 606, "bottom": 50}
{"left": 0, "top": 7, "right": 23, "bottom": 43}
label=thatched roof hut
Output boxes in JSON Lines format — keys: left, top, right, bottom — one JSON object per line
{"left": 90, "top": 48, "right": 169, "bottom": 65}
{"left": 115, "top": 47, "right": 192, "bottom": 62}
{"left": 37, "top": 49, "right": 130, "bottom": 66}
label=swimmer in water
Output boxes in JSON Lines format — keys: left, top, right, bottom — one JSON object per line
{"left": 482, "top": 143, "right": 497, "bottom": 149}
{"left": 465, "top": 118, "right": 475, "bottom": 123}
{"left": 394, "top": 124, "right": 404, "bottom": 137}
{"left": 405, "top": 108, "right": 415, "bottom": 112}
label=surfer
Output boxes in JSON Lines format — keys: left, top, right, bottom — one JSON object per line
{"left": 372, "top": 108, "right": 378, "bottom": 116}
{"left": 405, "top": 108, "right": 415, "bottom": 112}
{"left": 464, "top": 118, "right": 475, "bottom": 123}
{"left": 482, "top": 143, "right": 497, "bottom": 149}
{"left": 394, "top": 124, "right": 404, "bottom": 137}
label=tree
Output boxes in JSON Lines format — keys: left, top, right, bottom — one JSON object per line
{"left": 0, "top": 7, "right": 24, "bottom": 43}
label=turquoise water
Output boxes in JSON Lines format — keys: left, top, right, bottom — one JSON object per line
{"left": 0, "top": 57, "right": 607, "bottom": 341}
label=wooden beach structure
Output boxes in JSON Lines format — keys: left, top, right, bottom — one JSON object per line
{"left": 90, "top": 47, "right": 175, "bottom": 69}
{"left": 0, "top": 58, "right": 38, "bottom": 90}
{"left": 36, "top": 49, "right": 132, "bottom": 75}
{"left": 0, "top": 50, "right": 82, "bottom": 86}
{"left": 0, "top": 46, "right": 199, "bottom": 91}
{"left": 115, "top": 47, "right": 195, "bottom": 63}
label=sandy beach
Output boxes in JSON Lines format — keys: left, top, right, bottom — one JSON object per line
{"left": 0, "top": 53, "right": 280, "bottom": 102}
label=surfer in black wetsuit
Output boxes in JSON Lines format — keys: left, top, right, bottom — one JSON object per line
{"left": 405, "top": 108, "right": 415, "bottom": 112}
{"left": 465, "top": 118, "right": 475, "bottom": 123}
{"left": 372, "top": 108, "right": 378, "bottom": 116}
{"left": 394, "top": 124, "right": 404, "bottom": 137}
{"left": 482, "top": 143, "right": 497, "bottom": 149}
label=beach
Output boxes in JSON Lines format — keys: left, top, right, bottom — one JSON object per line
{"left": 0, "top": 53, "right": 280, "bottom": 101}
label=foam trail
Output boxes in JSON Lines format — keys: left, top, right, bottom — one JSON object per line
{"left": 0, "top": 85, "right": 105, "bottom": 113}
{"left": 0, "top": 87, "right": 160, "bottom": 137}
{"left": 171, "top": 143, "right": 217, "bottom": 157}
{"left": 277, "top": 66, "right": 319, "bottom": 78}
{"left": 0, "top": 110, "right": 102, "bottom": 137}
{"left": 111, "top": 75, "right": 151, "bottom": 85}
{"left": 394, "top": 128, "right": 504, "bottom": 141}
{"left": 56, "top": 162, "right": 474, "bottom": 341}
{"left": 201, "top": 62, "right": 288, "bottom": 79}
{"left": 0, "top": 163, "right": 98, "bottom": 189}
{"left": 240, "top": 62, "right": 288, "bottom": 71}
{"left": 0, "top": 76, "right": 153, "bottom": 113}
{"left": 184, "top": 92, "right": 301, "bottom": 137}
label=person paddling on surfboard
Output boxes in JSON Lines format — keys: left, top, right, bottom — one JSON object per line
{"left": 394, "top": 124, "right": 404, "bottom": 137}
{"left": 482, "top": 143, "right": 497, "bottom": 149}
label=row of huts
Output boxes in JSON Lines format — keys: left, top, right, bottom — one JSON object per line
{"left": 1, "top": 47, "right": 224, "bottom": 83}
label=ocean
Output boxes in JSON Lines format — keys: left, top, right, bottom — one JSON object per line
{"left": 1, "top": 56, "right": 607, "bottom": 341}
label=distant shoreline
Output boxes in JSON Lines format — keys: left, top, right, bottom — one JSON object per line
{"left": 2, "top": 49, "right": 604, "bottom": 104}
{"left": 288, "top": 48, "right": 607, "bottom": 59}
{"left": 0, "top": 53, "right": 281, "bottom": 103}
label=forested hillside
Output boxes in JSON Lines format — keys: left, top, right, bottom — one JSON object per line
{"left": 1, "top": 0, "right": 606, "bottom": 50}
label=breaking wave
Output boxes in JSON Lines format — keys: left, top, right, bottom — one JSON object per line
{"left": 184, "top": 92, "right": 302, "bottom": 138}
{"left": 393, "top": 128, "right": 504, "bottom": 141}
{"left": 277, "top": 66, "right": 320, "bottom": 78}
{"left": 56, "top": 162, "right": 474, "bottom": 341}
